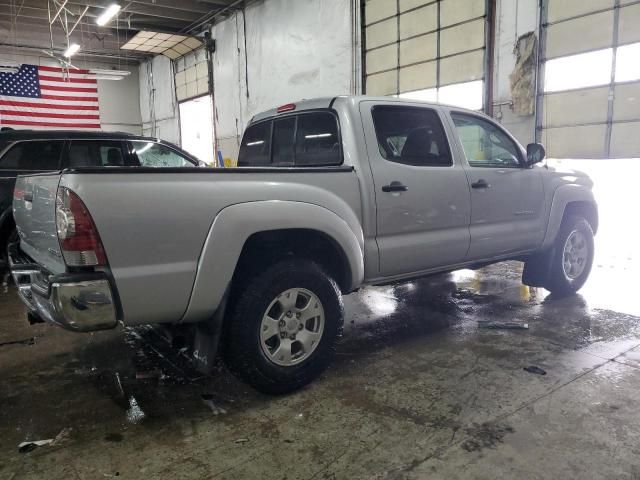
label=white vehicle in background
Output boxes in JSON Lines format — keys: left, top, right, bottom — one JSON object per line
{"left": 11, "top": 96, "right": 597, "bottom": 394}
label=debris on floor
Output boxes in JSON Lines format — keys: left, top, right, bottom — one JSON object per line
{"left": 234, "top": 438, "right": 249, "bottom": 444}
{"left": 51, "top": 427, "right": 72, "bottom": 446}
{"left": 18, "top": 438, "right": 53, "bottom": 453}
{"left": 477, "top": 320, "right": 529, "bottom": 330}
{"left": 126, "top": 396, "right": 146, "bottom": 424}
{"left": 135, "top": 369, "right": 163, "bottom": 380}
{"left": 523, "top": 365, "right": 547, "bottom": 375}
{"left": 0, "top": 336, "right": 36, "bottom": 348}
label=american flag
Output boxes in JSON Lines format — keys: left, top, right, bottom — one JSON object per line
{"left": 0, "top": 64, "right": 101, "bottom": 130}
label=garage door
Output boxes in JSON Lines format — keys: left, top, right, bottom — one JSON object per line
{"left": 538, "top": 0, "right": 640, "bottom": 158}
{"left": 174, "top": 47, "right": 211, "bottom": 102}
{"left": 363, "top": 0, "right": 487, "bottom": 110}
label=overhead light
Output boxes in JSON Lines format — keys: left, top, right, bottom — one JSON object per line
{"left": 63, "top": 43, "right": 81, "bottom": 57}
{"left": 96, "top": 4, "right": 121, "bottom": 26}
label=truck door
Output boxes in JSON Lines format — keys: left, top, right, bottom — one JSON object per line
{"left": 360, "top": 101, "right": 471, "bottom": 278}
{"left": 447, "top": 111, "right": 545, "bottom": 259}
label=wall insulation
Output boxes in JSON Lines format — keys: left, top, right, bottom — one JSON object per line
{"left": 139, "top": 55, "right": 180, "bottom": 144}
{"left": 212, "top": 0, "right": 358, "bottom": 162}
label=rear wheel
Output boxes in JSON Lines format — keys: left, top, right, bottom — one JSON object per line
{"left": 545, "top": 216, "right": 594, "bottom": 296}
{"left": 225, "top": 259, "right": 343, "bottom": 394}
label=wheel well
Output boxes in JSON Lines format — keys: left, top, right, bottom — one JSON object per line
{"left": 232, "top": 229, "right": 351, "bottom": 293}
{"left": 563, "top": 201, "right": 598, "bottom": 234}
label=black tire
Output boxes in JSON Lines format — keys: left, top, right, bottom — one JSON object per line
{"left": 225, "top": 258, "right": 343, "bottom": 394}
{"left": 545, "top": 215, "right": 594, "bottom": 296}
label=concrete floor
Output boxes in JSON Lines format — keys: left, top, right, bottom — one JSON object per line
{"left": 1, "top": 160, "right": 639, "bottom": 479}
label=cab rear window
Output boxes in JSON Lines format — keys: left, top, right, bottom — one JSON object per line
{"left": 238, "top": 112, "right": 342, "bottom": 167}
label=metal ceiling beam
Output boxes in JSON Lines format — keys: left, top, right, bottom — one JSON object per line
{"left": 64, "top": 1, "right": 204, "bottom": 22}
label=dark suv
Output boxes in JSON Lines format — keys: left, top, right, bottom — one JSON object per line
{"left": 0, "top": 130, "right": 203, "bottom": 268}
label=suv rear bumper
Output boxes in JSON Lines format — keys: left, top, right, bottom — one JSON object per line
{"left": 9, "top": 244, "right": 118, "bottom": 332}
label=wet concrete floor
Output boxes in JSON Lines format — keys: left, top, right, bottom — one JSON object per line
{"left": 1, "top": 160, "right": 639, "bottom": 479}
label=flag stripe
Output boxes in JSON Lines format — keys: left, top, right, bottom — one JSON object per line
{"left": 1, "top": 119, "right": 101, "bottom": 128}
{"left": 38, "top": 75, "right": 98, "bottom": 84}
{"left": 38, "top": 84, "right": 97, "bottom": 93}
{"left": 0, "top": 100, "right": 99, "bottom": 110}
{"left": 40, "top": 93, "right": 99, "bottom": 102}
{"left": 0, "top": 110, "right": 100, "bottom": 120}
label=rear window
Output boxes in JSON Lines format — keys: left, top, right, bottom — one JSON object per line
{"left": 372, "top": 105, "right": 452, "bottom": 167}
{"left": 67, "top": 140, "right": 127, "bottom": 167}
{"left": 238, "top": 111, "right": 342, "bottom": 167}
{"left": 0, "top": 141, "right": 63, "bottom": 170}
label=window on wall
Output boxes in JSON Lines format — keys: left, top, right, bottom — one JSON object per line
{"left": 363, "top": 0, "right": 486, "bottom": 110}
{"left": 174, "top": 47, "right": 209, "bottom": 102}
{"left": 544, "top": 49, "right": 613, "bottom": 93}
{"left": 615, "top": 42, "right": 640, "bottom": 83}
{"left": 400, "top": 80, "right": 484, "bottom": 110}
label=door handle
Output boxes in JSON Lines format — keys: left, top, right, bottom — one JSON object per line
{"left": 471, "top": 179, "right": 490, "bottom": 189}
{"left": 382, "top": 181, "right": 408, "bottom": 193}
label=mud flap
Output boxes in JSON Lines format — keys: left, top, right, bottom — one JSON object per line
{"left": 522, "top": 247, "right": 555, "bottom": 288}
{"left": 191, "top": 321, "right": 221, "bottom": 374}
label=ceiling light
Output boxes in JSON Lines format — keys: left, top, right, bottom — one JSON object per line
{"left": 96, "top": 4, "right": 121, "bottom": 26}
{"left": 63, "top": 43, "right": 81, "bottom": 57}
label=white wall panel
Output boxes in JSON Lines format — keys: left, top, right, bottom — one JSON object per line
{"left": 366, "top": 18, "right": 397, "bottom": 48}
{"left": 542, "top": 87, "right": 609, "bottom": 127}
{"left": 619, "top": 3, "right": 640, "bottom": 45}
{"left": 139, "top": 55, "right": 180, "bottom": 143}
{"left": 542, "top": 125, "right": 607, "bottom": 158}
{"left": 440, "top": 19, "right": 484, "bottom": 56}
{"left": 366, "top": 0, "right": 396, "bottom": 23}
{"left": 440, "top": 50, "right": 484, "bottom": 86}
{"left": 400, "top": 33, "right": 437, "bottom": 66}
{"left": 547, "top": 0, "right": 613, "bottom": 23}
{"left": 546, "top": 10, "right": 614, "bottom": 58}
{"left": 399, "top": 4, "right": 437, "bottom": 39}
{"left": 441, "top": 0, "right": 485, "bottom": 27}
{"left": 399, "top": 61, "right": 437, "bottom": 92}
{"left": 613, "top": 82, "right": 640, "bottom": 121}
{"left": 610, "top": 122, "right": 640, "bottom": 157}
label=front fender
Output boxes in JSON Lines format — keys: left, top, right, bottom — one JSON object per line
{"left": 541, "top": 184, "right": 597, "bottom": 249}
{"left": 181, "top": 200, "right": 365, "bottom": 324}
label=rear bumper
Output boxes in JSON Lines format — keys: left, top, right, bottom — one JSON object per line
{"left": 9, "top": 244, "right": 118, "bottom": 332}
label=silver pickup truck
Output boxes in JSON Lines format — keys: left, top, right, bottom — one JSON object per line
{"left": 10, "top": 96, "right": 597, "bottom": 393}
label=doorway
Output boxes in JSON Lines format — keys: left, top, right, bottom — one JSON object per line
{"left": 179, "top": 95, "right": 215, "bottom": 165}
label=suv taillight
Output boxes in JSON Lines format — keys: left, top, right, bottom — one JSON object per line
{"left": 56, "top": 187, "right": 107, "bottom": 267}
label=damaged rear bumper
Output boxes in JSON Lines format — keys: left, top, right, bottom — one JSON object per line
{"left": 9, "top": 244, "right": 118, "bottom": 332}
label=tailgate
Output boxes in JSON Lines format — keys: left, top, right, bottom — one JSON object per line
{"left": 13, "top": 173, "right": 66, "bottom": 274}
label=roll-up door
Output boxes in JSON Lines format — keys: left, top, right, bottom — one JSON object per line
{"left": 538, "top": 0, "right": 640, "bottom": 158}
{"left": 363, "top": 0, "right": 487, "bottom": 110}
{"left": 174, "top": 47, "right": 211, "bottom": 102}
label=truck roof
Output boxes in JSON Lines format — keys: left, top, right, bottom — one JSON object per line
{"left": 0, "top": 129, "right": 157, "bottom": 142}
{"left": 250, "top": 95, "right": 483, "bottom": 124}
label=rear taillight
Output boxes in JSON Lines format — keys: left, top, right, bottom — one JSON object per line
{"left": 56, "top": 187, "right": 107, "bottom": 267}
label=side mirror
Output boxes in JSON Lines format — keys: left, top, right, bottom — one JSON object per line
{"left": 526, "top": 143, "right": 546, "bottom": 166}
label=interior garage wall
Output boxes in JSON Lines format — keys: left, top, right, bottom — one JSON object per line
{"left": 0, "top": 49, "right": 142, "bottom": 134}
{"left": 212, "top": 0, "right": 357, "bottom": 162}
{"left": 139, "top": 55, "right": 180, "bottom": 144}
{"left": 493, "top": 0, "right": 538, "bottom": 145}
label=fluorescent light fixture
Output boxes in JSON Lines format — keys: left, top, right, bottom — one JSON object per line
{"left": 96, "top": 4, "right": 121, "bottom": 26}
{"left": 87, "top": 68, "right": 131, "bottom": 80}
{"left": 246, "top": 141, "right": 264, "bottom": 146}
{"left": 305, "top": 133, "right": 333, "bottom": 139}
{"left": 63, "top": 43, "right": 81, "bottom": 57}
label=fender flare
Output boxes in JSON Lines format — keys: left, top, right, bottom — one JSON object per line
{"left": 541, "top": 184, "right": 597, "bottom": 249}
{"left": 181, "top": 200, "right": 365, "bottom": 324}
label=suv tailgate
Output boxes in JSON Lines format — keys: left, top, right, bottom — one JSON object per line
{"left": 13, "top": 173, "right": 66, "bottom": 274}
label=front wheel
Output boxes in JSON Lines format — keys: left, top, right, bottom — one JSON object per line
{"left": 545, "top": 216, "right": 594, "bottom": 296}
{"left": 225, "top": 259, "right": 344, "bottom": 394}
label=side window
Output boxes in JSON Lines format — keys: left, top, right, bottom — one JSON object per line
{"left": 0, "top": 141, "right": 63, "bottom": 170}
{"left": 131, "top": 141, "right": 193, "bottom": 167}
{"left": 295, "top": 113, "right": 341, "bottom": 166}
{"left": 68, "top": 141, "right": 125, "bottom": 167}
{"left": 271, "top": 117, "right": 296, "bottom": 166}
{"left": 451, "top": 113, "right": 522, "bottom": 168}
{"left": 238, "top": 121, "right": 272, "bottom": 166}
{"left": 371, "top": 106, "right": 452, "bottom": 167}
